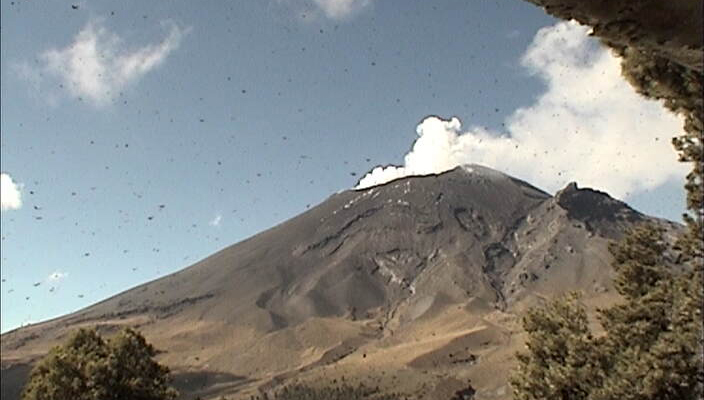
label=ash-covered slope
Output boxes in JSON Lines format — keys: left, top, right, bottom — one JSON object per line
{"left": 5, "top": 165, "right": 551, "bottom": 333}
{"left": 1, "top": 165, "right": 678, "bottom": 400}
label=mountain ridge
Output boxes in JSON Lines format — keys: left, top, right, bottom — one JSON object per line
{"left": 1, "top": 165, "right": 681, "bottom": 400}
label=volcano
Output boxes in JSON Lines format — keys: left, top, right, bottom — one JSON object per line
{"left": 0, "top": 165, "right": 680, "bottom": 400}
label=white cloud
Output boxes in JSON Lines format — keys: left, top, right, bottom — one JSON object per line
{"left": 47, "top": 271, "right": 68, "bottom": 282}
{"left": 274, "top": 0, "right": 371, "bottom": 21}
{"left": 312, "top": 0, "right": 371, "bottom": 19}
{"left": 356, "top": 21, "right": 688, "bottom": 199}
{"left": 209, "top": 214, "right": 222, "bottom": 227}
{"left": 1, "top": 173, "right": 22, "bottom": 211}
{"left": 29, "top": 19, "right": 188, "bottom": 106}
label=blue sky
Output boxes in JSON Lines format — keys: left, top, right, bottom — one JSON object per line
{"left": 0, "top": 0, "right": 688, "bottom": 333}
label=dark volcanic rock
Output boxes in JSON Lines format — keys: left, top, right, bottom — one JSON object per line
{"left": 554, "top": 182, "right": 643, "bottom": 238}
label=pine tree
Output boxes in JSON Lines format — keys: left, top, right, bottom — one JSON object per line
{"left": 593, "top": 224, "right": 702, "bottom": 400}
{"left": 510, "top": 292, "right": 597, "bottom": 400}
{"left": 510, "top": 222, "right": 703, "bottom": 400}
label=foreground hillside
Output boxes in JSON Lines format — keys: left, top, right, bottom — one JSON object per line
{"left": 1, "top": 165, "right": 681, "bottom": 400}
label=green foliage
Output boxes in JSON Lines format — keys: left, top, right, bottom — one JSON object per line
{"left": 511, "top": 222, "right": 703, "bottom": 400}
{"left": 608, "top": 224, "right": 668, "bottom": 299}
{"left": 593, "top": 224, "right": 703, "bottom": 400}
{"left": 21, "top": 327, "right": 178, "bottom": 400}
{"left": 510, "top": 292, "right": 598, "bottom": 400}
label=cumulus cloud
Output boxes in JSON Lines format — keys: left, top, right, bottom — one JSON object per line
{"left": 1, "top": 173, "right": 22, "bottom": 211}
{"left": 24, "top": 19, "right": 187, "bottom": 106}
{"left": 356, "top": 21, "right": 688, "bottom": 199}
{"left": 312, "top": 0, "right": 371, "bottom": 19}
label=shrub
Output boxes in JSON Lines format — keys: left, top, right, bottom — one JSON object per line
{"left": 21, "top": 327, "right": 178, "bottom": 400}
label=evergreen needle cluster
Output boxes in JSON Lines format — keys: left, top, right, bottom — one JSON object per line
{"left": 511, "top": 223, "right": 703, "bottom": 400}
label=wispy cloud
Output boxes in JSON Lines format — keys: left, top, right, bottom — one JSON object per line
{"left": 209, "top": 214, "right": 222, "bottom": 227}
{"left": 275, "top": 0, "right": 372, "bottom": 21}
{"left": 1, "top": 173, "right": 22, "bottom": 211}
{"left": 20, "top": 19, "right": 188, "bottom": 106}
{"left": 312, "top": 0, "right": 371, "bottom": 19}
{"left": 506, "top": 29, "right": 521, "bottom": 39}
{"left": 356, "top": 21, "right": 687, "bottom": 199}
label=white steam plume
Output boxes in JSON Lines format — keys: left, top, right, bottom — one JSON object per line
{"left": 356, "top": 21, "right": 687, "bottom": 199}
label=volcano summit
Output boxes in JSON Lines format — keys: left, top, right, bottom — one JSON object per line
{"left": 0, "top": 165, "right": 680, "bottom": 400}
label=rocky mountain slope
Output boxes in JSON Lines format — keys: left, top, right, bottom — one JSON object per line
{"left": 1, "top": 165, "right": 680, "bottom": 400}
